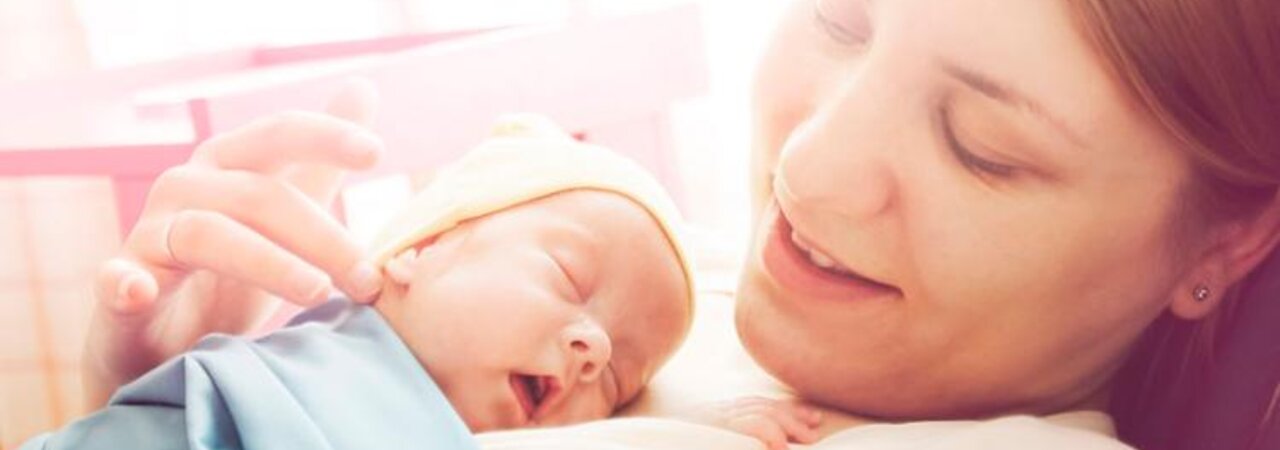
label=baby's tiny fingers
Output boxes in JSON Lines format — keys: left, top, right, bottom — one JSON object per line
{"left": 769, "top": 410, "right": 820, "bottom": 444}
{"left": 779, "top": 402, "right": 824, "bottom": 427}
{"left": 728, "top": 415, "right": 790, "bottom": 450}
{"left": 803, "top": 408, "right": 823, "bottom": 426}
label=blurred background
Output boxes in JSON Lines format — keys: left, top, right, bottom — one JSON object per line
{"left": 0, "top": 0, "right": 786, "bottom": 446}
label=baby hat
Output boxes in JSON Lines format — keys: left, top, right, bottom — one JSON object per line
{"left": 367, "top": 114, "right": 695, "bottom": 303}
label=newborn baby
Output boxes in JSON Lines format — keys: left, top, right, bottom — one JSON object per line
{"left": 21, "top": 116, "right": 694, "bottom": 450}
{"left": 367, "top": 115, "right": 695, "bottom": 432}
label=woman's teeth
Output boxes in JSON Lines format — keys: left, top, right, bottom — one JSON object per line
{"left": 790, "top": 231, "right": 852, "bottom": 274}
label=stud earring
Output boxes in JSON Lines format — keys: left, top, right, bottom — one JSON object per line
{"left": 1193, "top": 285, "right": 1211, "bottom": 302}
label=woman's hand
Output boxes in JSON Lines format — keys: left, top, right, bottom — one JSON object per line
{"left": 82, "top": 80, "right": 387, "bottom": 409}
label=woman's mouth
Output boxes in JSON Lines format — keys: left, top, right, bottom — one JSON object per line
{"left": 790, "top": 229, "right": 856, "bottom": 275}
{"left": 510, "top": 374, "right": 558, "bottom": 423}
{"left": 761, "top": 204, "right": 902, "bottom": 302}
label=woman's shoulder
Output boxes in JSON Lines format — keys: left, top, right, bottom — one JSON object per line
{"left": 817, "top": 410, "right": 1134, "bottom": 449}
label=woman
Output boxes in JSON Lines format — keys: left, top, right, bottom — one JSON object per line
{"left": 740, "top": 0, "right": 1279, "bottom": 435}
{"left": 83, "top": 0, "right": 1279, "bottom": 447}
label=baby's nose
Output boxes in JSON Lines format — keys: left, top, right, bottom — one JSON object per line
{"left": 561, "top": 320, "right": 613, "bottom": 383}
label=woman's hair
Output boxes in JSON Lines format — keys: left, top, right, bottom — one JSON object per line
{"left": 1065, "top": 1, "right": 1279, "bottom": 449}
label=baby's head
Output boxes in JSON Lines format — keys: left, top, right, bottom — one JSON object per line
{"left": 369, "top": 115, "right": 694, "bottom": 432}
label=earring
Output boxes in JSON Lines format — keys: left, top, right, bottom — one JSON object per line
{"left": 1192, "top": 285, "right": 1211, "bottom": 302}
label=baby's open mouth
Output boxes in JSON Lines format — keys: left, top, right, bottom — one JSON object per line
{"left": 510, "top": 374, "right": 559, "bottom": 422}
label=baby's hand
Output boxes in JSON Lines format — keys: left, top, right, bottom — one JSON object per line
{"left": 682, "top": 397, "right": 824, "bottom": 450}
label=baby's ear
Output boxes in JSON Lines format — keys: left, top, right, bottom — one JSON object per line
{"left": 384, "top": 248, "right": 421, "bottom": 287}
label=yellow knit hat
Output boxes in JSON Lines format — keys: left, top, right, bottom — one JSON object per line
{"left": 368, "top": 114, "right": 695, "bottom": 304}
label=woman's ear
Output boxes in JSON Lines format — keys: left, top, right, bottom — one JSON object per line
{"left": 385, "top": 248, "right": 421, "bottom": 288}
{"left": 1170, "top": 192, "right": 1280, "bottom": 320}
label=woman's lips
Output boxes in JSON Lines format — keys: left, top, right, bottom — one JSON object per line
{"left": 761, "top": 205, "right": 901, "bottom": 302}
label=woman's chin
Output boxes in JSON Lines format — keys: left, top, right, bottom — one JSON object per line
{"left": 735, "top": 270, "right": 972, "bottom": 420}
{"left": 733, "top": 278, "right": 867, "bottom": 409}
{"left": 734, "top": 304, "right": 1066, "bottom": 420}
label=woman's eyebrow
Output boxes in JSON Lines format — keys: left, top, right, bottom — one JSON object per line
{"left": 942, "top": 62, "right": 1088, "bottom": 149}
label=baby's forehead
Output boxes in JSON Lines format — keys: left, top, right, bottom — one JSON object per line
{"left": 505, "top": 190, "right": 669, "bottom": 250}
{"left": 526, "top": 189, "right": 653, "bottom": 218}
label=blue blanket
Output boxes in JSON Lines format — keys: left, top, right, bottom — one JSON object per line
{"left": 22, "top": 300, "right": 477, "bottom": 450}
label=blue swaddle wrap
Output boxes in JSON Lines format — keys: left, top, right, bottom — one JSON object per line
{"left": 22, "top": 299, "right": 477, "bottom": 450}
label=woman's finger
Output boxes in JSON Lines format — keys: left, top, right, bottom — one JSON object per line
{"left": 93, "top": 257, "right": 161, "bottom": 316}
{"left": 196, "top": 110, "right": 382, "bottom": 173}
{"left": 84, "top": 258, "right": 172, "bottom": 408}
{"left": 164, "top": 210, "right": 333, "bottom": 306}
{"left": 326, "top": 78, "right": 379, "bottom": 127}
{"left": 286, "top": 79, "right": 382, "bottom": 204}
{"left": 140, "top": 167, "right": 382, "bottom": 301}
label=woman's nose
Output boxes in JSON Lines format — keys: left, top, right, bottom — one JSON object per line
{"left": 560, "top": 320, "right": 613, "bottom": 384}
{"left": 774, "top": 114, "right": 895, "bottom": 222}
{"left": 773, "top": 47, "right": 907, "bottom": 224}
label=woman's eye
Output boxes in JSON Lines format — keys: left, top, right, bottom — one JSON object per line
{"left": 814, "top": 0, "right": 872, "bottom": 46}
{"left": 940, "top": 105, "right": 1018, "bottom": 178}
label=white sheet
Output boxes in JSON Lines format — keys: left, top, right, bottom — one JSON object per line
{"left": 477, "top": 412, "right": 1130, "bottom": 450}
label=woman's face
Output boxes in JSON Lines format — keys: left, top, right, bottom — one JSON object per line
{"left": 738, "top": 0, "right": 1196, "bottom": 418}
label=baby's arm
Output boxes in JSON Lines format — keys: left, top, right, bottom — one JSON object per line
{"left": 680, "top": 397, "right": 824, "bottom": 450}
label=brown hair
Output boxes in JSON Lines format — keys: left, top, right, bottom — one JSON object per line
{"left": 1064, "top": 1, "right": 1280, "bottom": 449}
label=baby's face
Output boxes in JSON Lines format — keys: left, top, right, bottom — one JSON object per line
{"left": 375, "top": 189, "right": 690, "bottom": 432}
